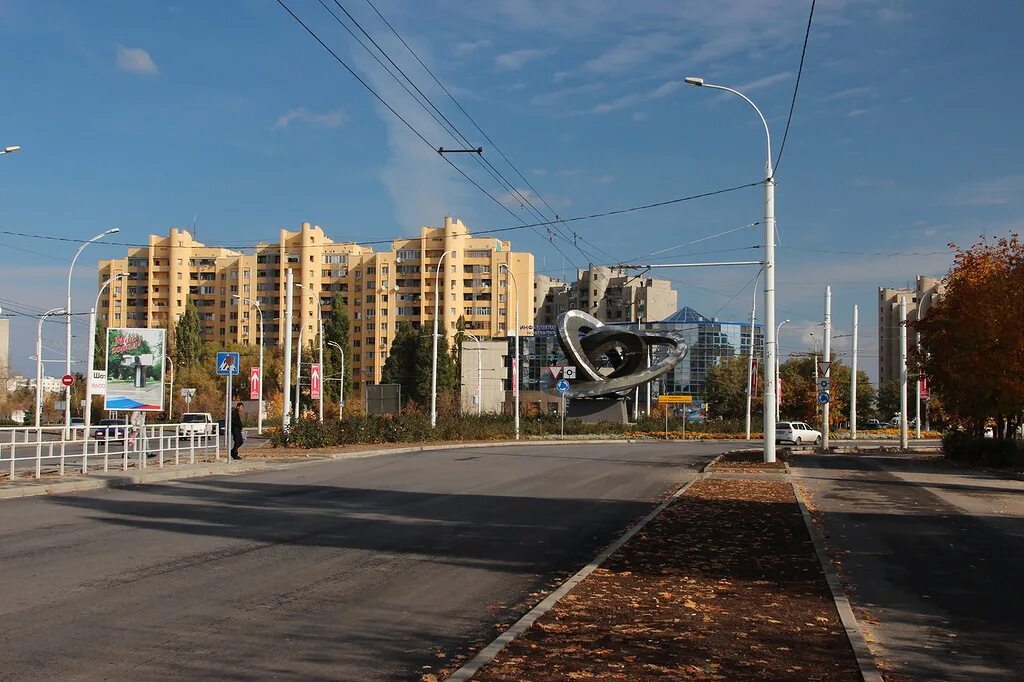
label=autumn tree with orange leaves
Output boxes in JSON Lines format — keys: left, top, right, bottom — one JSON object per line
{"left": 915, "top": 235, "right": 1024, "bottom": 437}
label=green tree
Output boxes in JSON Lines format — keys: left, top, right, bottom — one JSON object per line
{"left": 93, "top": 318, "right": 107, "bottom": 369}
{"left": 704, "top": 355, "right": 757, "bottom": 420}
{"left": 414, "top": 329, "right": 457, "bottom": 405}
{"left": 876, "top": 379, "right": 900, "bottom": 422}
{"left": 323, "top": 293, "right": 351, "bottom": 403}
{"left": 381, "top": 321, "right": 418, "bottom": 403}
{"left": 453, "top": 315, "right": 467, "bottom": 386}
{"left": 175, "top": 302, "right": 203, "bottom": 369}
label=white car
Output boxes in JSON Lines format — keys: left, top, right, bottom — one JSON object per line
{"left": 178, "top": 412, "right": 215, "bottom": 439}
{"left": 776, "top": 421, "right": 822, "bottom": 446}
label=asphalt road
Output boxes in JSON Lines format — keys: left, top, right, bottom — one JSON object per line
{"left": 0, "top": 441, "right": 726, "bottom": 680}
{"left": 794, "top": 454, "right": 1024, "bottom": 680}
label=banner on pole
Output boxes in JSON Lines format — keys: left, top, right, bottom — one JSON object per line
{"left": 310, "top": 363, "right": 322, "bottom": 400}
{"left": 250, "top": 367, "right": 261, "bottom": 400}
{"left": 89, "top": 369, "right": 107, "bottom": 396}
{"left": 104, "top": 328, "right": 166, "bottom": 411}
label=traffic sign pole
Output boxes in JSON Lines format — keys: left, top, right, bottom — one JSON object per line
{"left": 224, "top": 372, "right": 232, "bottom": 461}
{"left": 823, "top": 286, "right": 831, "bottom": 450}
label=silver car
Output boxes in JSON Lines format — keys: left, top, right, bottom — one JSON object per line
{"left": 775, "top": 421, "right": 822, "bottom": 446}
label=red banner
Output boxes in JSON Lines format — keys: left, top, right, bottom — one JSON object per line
{"left": 249, "top": 366, "right": 261, "bottom": 400}
{"left": 310, "top": 363, "right": 322, "bottom": 400}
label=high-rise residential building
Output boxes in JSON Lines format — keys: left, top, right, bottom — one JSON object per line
{"left": 533, "top": 265, "right": 678, "bottom": 326}
{"left": 97, "top": 217, "right": 533, "bottom": 390}
{"left": 877, "top": 275, "right": 944, "bottom": 386}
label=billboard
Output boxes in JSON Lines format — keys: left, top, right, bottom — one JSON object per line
{"left": 104, "top": 328, "right": 166, "bottom": 411}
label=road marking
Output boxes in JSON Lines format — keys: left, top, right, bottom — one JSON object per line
{"left": 447, "top": 472, "right": 706, "bottom": 681}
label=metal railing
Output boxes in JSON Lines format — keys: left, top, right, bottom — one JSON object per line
{"left": 0, "top": 423, "right": 222, "bottom": 480}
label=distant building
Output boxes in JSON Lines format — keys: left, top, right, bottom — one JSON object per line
{"left": 533, "top": 265, "right": 677, "bottom": 326}
{"left": 877, "top": 275, "right": 944, "bottom": 386}
{"left": 97, "top": 217, "right": 534, "bottom": 392}
{"left": 5, "top": 374, "right": 63, "bottom": 394}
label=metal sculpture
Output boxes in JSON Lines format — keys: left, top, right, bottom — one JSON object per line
{"left": 551, "top": 310, "right": 688, "bottom": 399}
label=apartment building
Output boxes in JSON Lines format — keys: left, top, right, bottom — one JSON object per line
{"left": 97, "top": 217, "right": 533, "bottom": 390}
{"left": 533, "top": 265, "right": 678, "bottom": 326}
{"left": 877, "top": 275, "right": 944, "bottom": 386}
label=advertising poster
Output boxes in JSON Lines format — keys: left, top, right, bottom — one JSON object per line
{"left": 104, "top": 328, "right": 166, "bottom": 411}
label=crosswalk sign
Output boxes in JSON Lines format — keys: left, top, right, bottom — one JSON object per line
{"left": 216, "top": 351, "right": 240, "bottom": 375}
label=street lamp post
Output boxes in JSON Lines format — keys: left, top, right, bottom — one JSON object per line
{"left": 465, "top": 333, "right": 482, "bottom": 416}
{"left": 430, "top": 250, "right": 455, "bottom": 429}
{"left": 1, "top": 145, "right": 21, "bottom": 156}
{"left": 166, "top": 354, "right": 174, "bottom": 421}
{"left": 327, "top": 340, "right": 345, "bottom": 419}
{"left": 500, "top": 264, "right": 520, "bottom": 440}
{"left": 685, "top": 76, "right": 778, "bottom": 463}
{"left": 66, "top": 228, "right": 120, "bottom": 433}
{"left": 234, "top": 295, "right": 265, "bottom": 433}
{"left": 744, "top": 269, "right": 762, "bottom": 440}
{"left": 775, "top": 319, "right": 790, "bottom": 421}
{"left": 295, "top": 284, "right": 324, "bottom": 422}
{"left": 85, "top": 273, "right": 124, "bottom": 435}
{"left": 36, "top": 308, "right": 67, "bottom": 429}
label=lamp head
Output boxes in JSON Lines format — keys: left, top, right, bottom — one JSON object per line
{"left": 3, "top": 145, "right": 21, "bottom": 153}
{"left": 683, "top": 76, "right": 704, "bottom": 87}
{"left": 105, "top": 227, "right": 120, "bottom": 235}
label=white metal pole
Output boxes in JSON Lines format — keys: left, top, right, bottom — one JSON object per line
{"left": 65, "top": 229, "right": 119, "bottom": 433}
{"left": 295, "top": 327, "right": 303, "bottom": 422}
{"left": 85, "top": 307, "right": 97, "bottom": 435}
{"left": 850, "top": 305, "right": 858, "bottom": 440}
{"left": 166, "top": 355, "right": 174, "bottom": 421}
{"left": 257, "top": 302, "right": 264, "bottom": 434}
{"left": 328, "top": 340, "right": 345, "bottom": 419}
{"left": 915, "top": 303, "right": 921, "bottom": 439}
{"left": 899, "top": 297, "right": 909, "bottom": 449}
{"left": 37, "top": 308, "right": 65, "bottom": 428}
{"left": 283, "top": 269, "right": 293, "bottom": 429}
{"left": 823, "top": 286, "right": 831, "bottom": 449}
{"left": 431, "top": 250, "right": 451, "bottom": 429}
{"left": 318, "top": 315, "right": 324, "bottom": 423}
{"left": 775, "top": 319, "right": 789, "bottom": 422}
{"left": 505, "top": 266, "right": 520, "bottom": 441}
{"left": 745, "top": 270, "right": 760, "bottom": 440}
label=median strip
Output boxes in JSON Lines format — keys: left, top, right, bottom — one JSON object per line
{"left": 462, "top": 477, "right": 862, "bottom": 681}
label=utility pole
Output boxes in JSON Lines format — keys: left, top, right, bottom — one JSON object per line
{"left": 899, "top": 297, "right": 909, "bottom": 450}
{"left": 283, "top": 269, "right": 293, "bottom": 430}
{"left": 294, "top": 327, "right": 303, "bottom": 422}
{"left": 822, "top": 286, "right": 831, "bottom": 449}
{"left": 915, "top": 302, "right": 922, "bottom": 439}
{"left": 850, "top": 305, "right": 858, "bottom": 440}
{"left": 744, "top": 270, "right": 760, "bottom": 440}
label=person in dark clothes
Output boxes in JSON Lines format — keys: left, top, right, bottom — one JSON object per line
{"left": 231, "top": 402, "right": 244, "bottom": 460}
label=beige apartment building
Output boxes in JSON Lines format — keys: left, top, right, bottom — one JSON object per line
{"left": 877, "top": 275, "right": 944, "bottom": 386}
{"left": 533, "top": 265, "right": 678, "bottom": 326}
{"left": 97, "top": 217, "right": 534, "bottom": 390}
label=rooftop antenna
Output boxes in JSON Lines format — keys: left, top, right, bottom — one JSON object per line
{"left": 192, "top": 210, "right": 198, "bottom": 241}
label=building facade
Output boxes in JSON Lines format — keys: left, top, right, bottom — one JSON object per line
{"left": 533, "top": 266, "right": 677, "bottom": 326}
{"left": 97, "top": 217, "right": 534, "bottom": 391}
{"left": 877, "top": 275, "right": 944, "bottom": 386}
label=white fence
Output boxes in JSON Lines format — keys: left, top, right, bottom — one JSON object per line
{"left": 0, "top": 423, "right": 222, "bottom": 480}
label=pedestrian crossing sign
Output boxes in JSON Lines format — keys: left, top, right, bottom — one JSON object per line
{"left": 216, "top": 351, "right": 240, "bottom": 376}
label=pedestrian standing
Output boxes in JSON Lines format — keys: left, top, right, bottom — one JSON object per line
{"left": 231, "top": 402, "right": 244, "bottom": 460}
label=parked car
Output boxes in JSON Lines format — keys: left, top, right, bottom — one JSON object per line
{"left": 862, "top": 419, "right": 883, "bottom": 430}
{"left": 776, "top": 421, "right": 823, "bottom": 446}
{"left": 178, "top": 412, "right": 216, "bottom": 439}
{"left": 93, "top": 418, "right": 128, "bottom": 441}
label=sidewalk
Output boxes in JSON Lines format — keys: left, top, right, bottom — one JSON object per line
{"left": 792, "top": 453, "right": 1024, "bottom": 680}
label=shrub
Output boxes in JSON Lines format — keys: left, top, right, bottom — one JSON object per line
{"left": 942, "top": 431, "right": 1024, "bottom": 468}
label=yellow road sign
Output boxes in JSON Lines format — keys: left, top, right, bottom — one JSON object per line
{"left": 657, "top": 395, "right": 693, "bottom": 404}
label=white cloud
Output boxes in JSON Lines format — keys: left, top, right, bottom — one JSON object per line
{"left": 631, "top": 111, "right": 648, "bottom": 122}
{"left": 552, "top": 70, "right": 572, "bottom": 82}
{"left": 499, "top": 188, "right": 571, "bottom": 210}
{"left": 735, "top": 71, "right": 792, "bottom": 93}
{"left": 584, "top": 32, "right": 678, "bottom": 75}
{"left": 531, "top": 168, "right": 548, "bottom": 176}
{"left": 494, "top": 47, "right": 555, "bottom": 70}
{"left": 271, "top": 108, "right": 345, "bottom": 131}
{"left": 454, "top": 39, "right": 491, "bottom": 57}
{"left": 650, "top": 80, "right": 680, "bottom": 99}
{"left": 949, "top": 175, "right": 1024, "bottom": 207}
{"left": 592, "top": 175, "right": 615, "bottom": 185}
{"left": 116, "top": 45, "right": 158, "bottom": 75}
{"left": 878, "top": 7, "right": 911, "bottom": 22}
{"left": 818, "top": 86, "right": 876, "bottom": 103}
{"left": 593, "top": 93, "right": 641, "bottom": 114}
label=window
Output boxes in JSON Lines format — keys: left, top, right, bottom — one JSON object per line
{"left": 397, "top": 250, "right": 420, "bottom": 260}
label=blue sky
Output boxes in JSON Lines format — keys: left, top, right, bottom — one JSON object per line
{"left": 1, "top": 0, "right": 1023, "bottom": 379}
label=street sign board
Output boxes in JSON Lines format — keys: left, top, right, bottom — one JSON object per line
{"left": 548, "top": 365, "right": 561, "bottom": 379}
{"left": 249, "top": 367, "right": 261, "bottom": 400}
{"left": 180, "top": 388, "right": 196, "bottom": 399}
{"left": 816, "top": 377, "right": 831, "bottom": 392}
{"left": 658, "top": 395, "right": 694, "bottom": 404}
{"left": 562, "top": 366, "right": 577, "bottom": 379}
{"left": 556, "top": 378, "right": 570, "bottom": 393}
{"left": 61, "top": 374, "right": 74, "bottom": 387}
{"left": 89, "top": 369, "right": 106, "bottom": 395}
{"left": 817, "top": 361, "right": 831, "bottom": 376}
{"left": 817, "top": 392, "right": 830, "bottom": 404}
{"left": 310, "top": 363, "right": 322, "bottom": 400}
{"left": 104, "top": 328, "right": 166, "bottom": 411}
{"left": 216, "top": 352, "right": 240, "bottom": 376}
{"left": 919, "top": 377, "right": 929, "bottom": 399}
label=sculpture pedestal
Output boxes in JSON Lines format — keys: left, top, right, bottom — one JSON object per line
{"left": 566, "top": 397, "right": 629, "bottom": 424}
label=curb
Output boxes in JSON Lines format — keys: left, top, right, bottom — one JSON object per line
{"left": 790, "top": 480, "right": 883, "bottom": 682}
{"left": 700, "top": 453, "right": 724, "bottom": 473}
{"left": 0, "top": 461, "right": 269, "bottom": 501}
{"left": 447, "top": 474, "right": 704, "bottom": 681}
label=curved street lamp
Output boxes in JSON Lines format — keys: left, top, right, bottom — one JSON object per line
{"left": 685, "top": 75, "right": 778, "bottom": 463}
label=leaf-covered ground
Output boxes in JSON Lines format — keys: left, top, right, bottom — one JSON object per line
{"left": 472, "top": 478, "right": 860, "bottom": 681}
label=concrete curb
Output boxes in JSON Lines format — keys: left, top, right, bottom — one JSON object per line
{"left": 790, "top": 480, "right": 883, "bottom": 682}
{"left": 700, "top": 453, "right": 724, "bottom": 473}
{"left": 0, "top": 461, "right": 269, "bottom": 501}
{"left": 447, "top": 474, "right": 705, "bottom": 681}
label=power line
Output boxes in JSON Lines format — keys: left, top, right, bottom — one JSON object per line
{"left": 773, "top": 0, "right": 816, "bottom": 176}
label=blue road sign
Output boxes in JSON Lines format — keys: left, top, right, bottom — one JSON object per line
{"left": 556, "top": 378, "right": 570, "bottom": 393}
{"left": 817, "top": 391, "right": 830, "bottom": 404}
{"left": 216, "top": 351, "right": 241, "bottom": 376}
